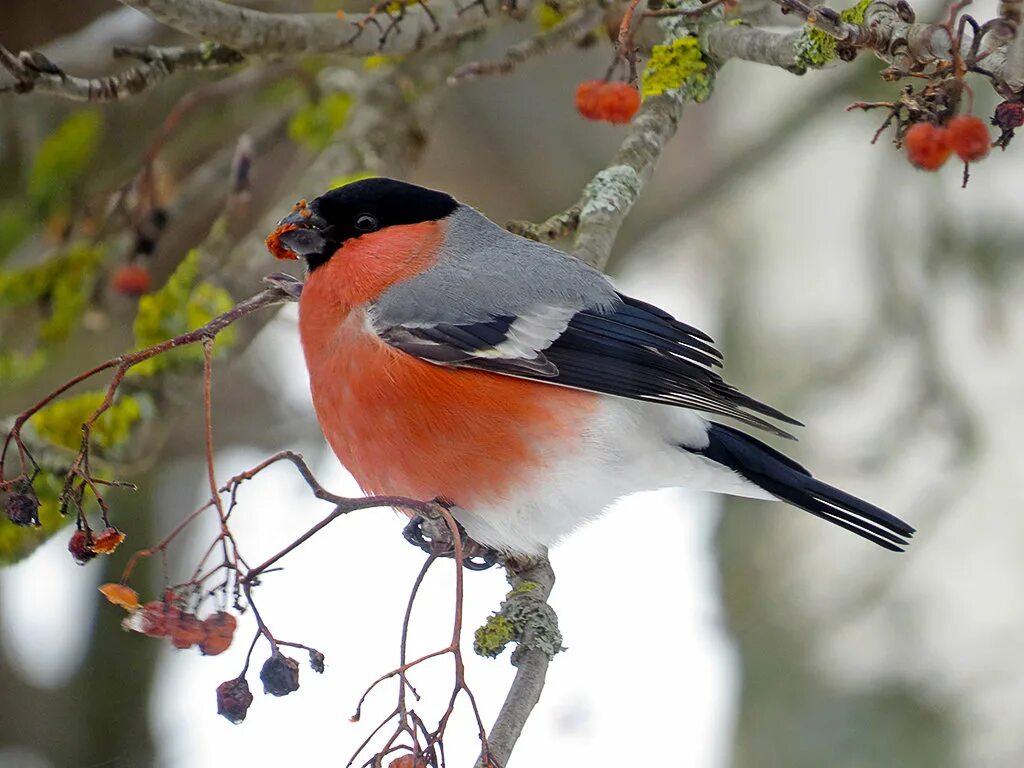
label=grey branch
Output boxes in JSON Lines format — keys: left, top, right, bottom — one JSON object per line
{"left": 0, "top": 42, "right": 244, "bottom": 101}
{"left": 573, "top": 91, "right": 688, "bottom": 270}
{"left": 702, "top": 24, "right": 805, "bottom": 71}
{"left": 118, "top": 0, "right": 536, "bottom": 57}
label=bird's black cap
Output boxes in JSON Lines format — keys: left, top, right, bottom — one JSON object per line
{"left": 269, "top": 177, "right": 458, "bottom": 271}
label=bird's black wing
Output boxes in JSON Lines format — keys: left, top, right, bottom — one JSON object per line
{"left": 375, "top": 292, "right": 802, "bottom": 438}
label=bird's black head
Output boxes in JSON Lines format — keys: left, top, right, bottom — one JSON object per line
{"left": 266, "top": 177, "right": 458, "bottom": 271}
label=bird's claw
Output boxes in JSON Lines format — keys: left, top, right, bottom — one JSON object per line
{"left": 401, "top": 514, "right": 499, "bottom": 571}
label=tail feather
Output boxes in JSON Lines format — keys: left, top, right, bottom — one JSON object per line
{"left": 692, "top": 422, "right": 914, "bottom": 551}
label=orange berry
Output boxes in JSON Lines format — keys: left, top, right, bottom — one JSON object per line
{"left": 575, "top": 80, "right": 604, "bottom": 121}
{"left": 168, "top": 611, "right": 204, "bottom": 649}
{"left": 597, "top": 82, "right": 641, "bottom": 124}
{"left": 92, "top": 526, "right": 125, "bottom": 554}
{"left": 137, "top": 601, "right": 173, "bottom": 637}
{"left": 904, "top": 123, "right": 951, "bottom": 171}
{"left": 111, "top": 264, "right": 151, "bottom": 296}
{"left": 199, "top": 611, "right": 238, "bottom": 656}
{"left": 99, "top": 583, "right": 141, "bottom": 611}
{"left": 947, "top": 115, "right": 991, "bottom": 162}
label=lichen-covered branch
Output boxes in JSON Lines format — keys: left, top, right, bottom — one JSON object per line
{"left": 118, "top": 0, "right": 535, "bottom": 57}
{"left": 474, "top": 556, "right": 560, "bottom": 768}
{"left": 0, "top": 42, "right": 244, "bottom": 101}
{"left": 573, "top": 90, "right": 689, "bottom": 269}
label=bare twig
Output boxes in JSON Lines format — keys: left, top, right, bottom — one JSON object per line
{"left": 448, "top": 4, "right": 603, "bottom": 84}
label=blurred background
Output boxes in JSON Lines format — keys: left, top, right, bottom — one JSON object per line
{"left": 2, "top": 1, "right": 1023, "bottom": 766}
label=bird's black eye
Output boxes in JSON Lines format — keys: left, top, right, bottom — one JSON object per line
{"left": 354, "top": 213, "right": 379, "bottom": 232}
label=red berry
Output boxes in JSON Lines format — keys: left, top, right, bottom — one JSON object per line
{"left": 904, "top": 123, "right": 951, "bottom": 171}
{"left": 575, "top": 80, "right": 604, "bottom": 121}
{"left": 993, "top": 101, "right": 1024, "bottom": 130}
{"left": 947, "top": 115, "right": 991, "bottom": 162}
{"left": 216, "top": 677, "right": 254, "bottom": 724}
{"left": 168, "top": 611, "right": 204, "bottom": 649}
{"left": 111, "top": 264, "right": 151, "bottom": 296}
{"left": 597, "top": 82, "right": 641, "bottom": 124}
{"left": 199, "top": 611, "right": 238, "bottom": 656}
{"left": 68, "top": 529, "right": 96, "bottom": 565}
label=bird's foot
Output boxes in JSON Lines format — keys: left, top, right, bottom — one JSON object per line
{"left": 402, "top": 508, "right": 499, "bottom": 571}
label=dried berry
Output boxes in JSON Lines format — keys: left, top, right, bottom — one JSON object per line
{"left": 217, "top": 677, "right": 254, "bottom": 724}
{"left": 92, "top": 526, "right": 125, "bottom": 554}
{"left": 575, "top": 80, "right": 604, "bottom": 121}
{"left": 388, "top": 756, "right": 429, "bottom": 768}
{"left": 309, "top": 649, "right": 325, "bottom": 674}
{"left": 947, "top": 115, "right": 991, "bottom": 162}
{"left": 199, "top": 611, "right": 238, "bottom": 656}
{"left": 168, "top": 611, "right": 204, "bottom": 650}
{"left": 260, "top": 650, "right": 300, "bottom": 696}
{"left": 111, "top": 264, "right": 152, "bottom": 296}
{"left": 68, "top": 529, "right": 96, "bottom": 565}
{"left": 98, "top": 583, "right": 140, "bottom": 611}
{"left": 135, "top": 601, "right": 173, "bottom": 637}
{"left": 5, "top": 493, "right": 40, "bottom": 527}
{"left": 993, "top": 101, "right": 1024, "bottom": 130}
{"left": 904, "top": 122, "right": 951, "bottom": 171}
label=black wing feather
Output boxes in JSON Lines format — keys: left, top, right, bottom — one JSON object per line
{"left": 378, "top": 292, "right": 801, "bottom": 437}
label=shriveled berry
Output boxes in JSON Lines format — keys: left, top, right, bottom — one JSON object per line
{"left": 309, "top": 649, "right": 325, "bottom": 674}
{"left": 575, "top": 80, "right": 604, "bottom": 121}
{"left": 199, "top": 611, "right": 238, "bottom": 656}
{"left": 993, "top": 101, "right": 1024, "bottom": 130}
{"left": 92, "top": 526, "right": 125, "bottom": 554}
{"left": 947, "top": 115, "right": 991, "bottom": 162}
{"left": 904, "top": 122, "right": 951, "bottom": 170}
{"left": 111, "top": 264, "right": 152, "bottom": 296}
{"left": 136, "top": 601, "right": 173, "bottom": 637}
{"left": 68, "top": 529, "right": 96, "bottom": 565}
{"left": 260, "top": 650, "right": 300, "bottom": 696}
{"left": 597, "top": 82, "right": 641, "bottom": 124}
{"left": 168, "top": 611, "right": 204, "bottom": 649}
{"left": 98, "top": 583, "right": 140, "bottom": 611}
{"left": 5, "top": 493, "right": 40, "bottom": 526}
{"left": 388, "top": 756, "right": 429, "bottom": 768}
{"left": 216, "top": 677, "right": 254, "bottom": 724}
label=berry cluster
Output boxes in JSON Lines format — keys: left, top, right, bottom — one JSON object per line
{"left": 575, "top": 80, "right": 641, "bottom": 124}
{"left": 68, "top": 526, "right": 125, "bottom": 564}
{"left": 905, "top": 115, "right": 991, "bottom": 171}
{"left": 130, "top": 600, "right": 239, "bottom": 655}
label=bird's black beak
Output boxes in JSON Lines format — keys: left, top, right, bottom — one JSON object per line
{"left": 266, "top": 203, "right": 333, "bottom": 263}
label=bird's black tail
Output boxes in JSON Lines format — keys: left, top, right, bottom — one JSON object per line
{"left": 691, "top": 422, "right": 914, "bottom": 551}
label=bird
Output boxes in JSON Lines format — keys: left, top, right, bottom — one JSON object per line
{"left": 265, "top": 177, "right": 914, "bottom": 560}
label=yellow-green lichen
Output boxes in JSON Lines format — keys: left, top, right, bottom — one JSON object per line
{"left": 641, "top": 36, "right": 712, "bottom": 102}
{"left": 328, "top": 171, "right": 377, "bottom": 190}
{"left": 288, "top": 92, "right": 352, "bottom": 151}
{"left": 362, "top": 54, "right": 404, "bottom": 71}
{"left": 795, "top": 0, "right": 871, "bottom": 69}
{"left": 474, "top": 614, "right": 517, "bottom": 658}
{"left": 131, "top": 249, "right": 235, "bottom": 376}
{"left": 27, "top": 110, "right": 103, "bottom": 218}
{"left": 30, "top": 391, "right": 142, "bottom": 452}
{"left": 535, "top": 2, "right": 567, "bottom": 31}
{"left": 0, "top": 243, "right": 104, "bottom": 382}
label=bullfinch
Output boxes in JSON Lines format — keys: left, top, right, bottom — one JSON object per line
{"left": 266, "top": 177, "right": 913, "bottom": 558}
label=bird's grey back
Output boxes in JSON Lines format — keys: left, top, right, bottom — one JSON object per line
{"left": 371, "top": 206, "right": 618, "bottom": 327}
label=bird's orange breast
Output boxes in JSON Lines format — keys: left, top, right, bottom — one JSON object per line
{"left": 297, "top": 223, "right": 598, "bottom": 508}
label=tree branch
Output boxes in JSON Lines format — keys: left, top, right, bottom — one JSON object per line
{"left": 0, "top": 42, "right": 244, "bottom": 101}
{"left": 118, "top": 0, "right": 536, "bottom": 57}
